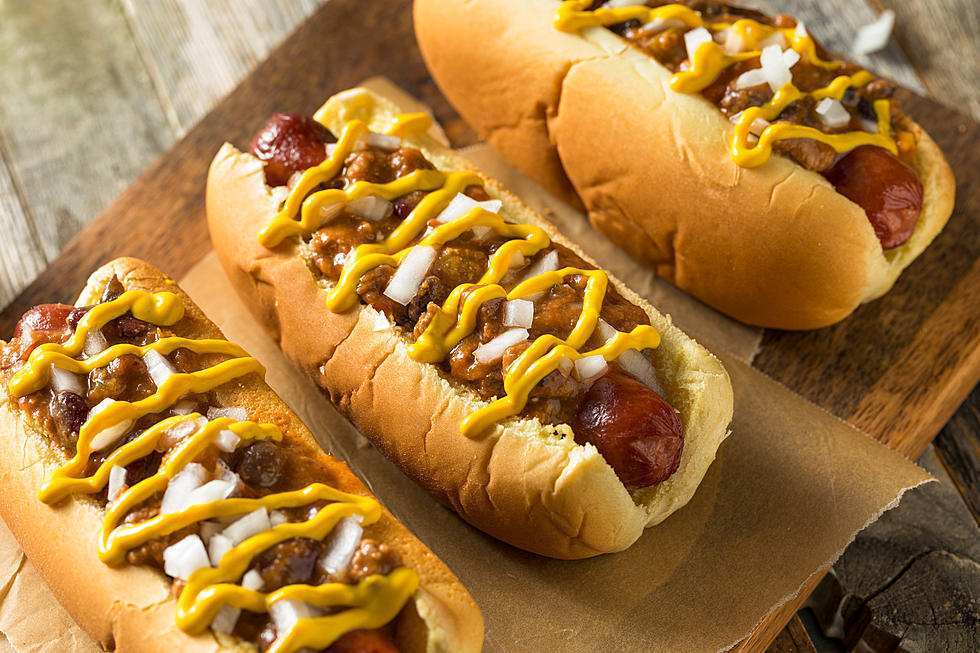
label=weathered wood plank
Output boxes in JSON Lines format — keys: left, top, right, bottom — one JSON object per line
{"left": 765, "top": 615, "right": 818, "bottom": 653}
{"left": 935, "top": 387, "right": 980, "bottom": 524}
{"left": 0, "top": 144, "right": 46, "bottom": 310}
{"left": 0, "top": 0, "right": 172, "bottom": 291}
{"left": 119, "top": 0, "right": 326, "bottom": 135}
{"left": 879, "top": 0, "right": 980, "bottom": 121}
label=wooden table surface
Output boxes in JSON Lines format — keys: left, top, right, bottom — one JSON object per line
{"left": 0, "top": 1, "right": 977, "bottom": 651}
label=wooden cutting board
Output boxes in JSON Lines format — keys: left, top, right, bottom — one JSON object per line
{"left": 1, "top": 0, "right": 977, "bottom": 649}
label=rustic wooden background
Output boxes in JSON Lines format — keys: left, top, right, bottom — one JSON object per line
{"left": 0, "top": 1, "right": 977, "bottom": 651}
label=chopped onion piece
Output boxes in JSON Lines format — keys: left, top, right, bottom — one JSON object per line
{"left": 684, "top": 26, "right": 712, "bottom": 62}
{"left": 473, "top": 328, "right": 529, "bottom": 364}
{"left": 720, "top": 27, "right": 745, "bottom": 55}
{"left": 643, "top": 17, "right": 684, "bottom": 34}
{"left": 199, "top": 521, "right": 223, "bottom": 543}
{"left": 749, "top": 117, "right": 770, "bottom": 136}
{"left": 318, "top": 515, "right": 364, "bottom": 576}
{"left": 854, "top": 10, "right": 895, "bottom": 55}
{"left": 782, "top": 47, "right": 800, "bottom": 69}
{"left": 597, "top": 318, "right": 618, "bottom": 342}
{"left": 348, "top": 195, "right": 392, "bottom": 222}
{"left": 518, "top": 250, "right": 559, "bottom": 284}
{"left": 319, "top": 202, "right": 343, "bottom": 224}
{"left": 503, "top": 299, "right": 534, "bottom": 328}
{"left": 269, "top": 599, "right": 316, "bottom": 640}
{"left": 816, "top": 97, "right": 851, "bottom": 129}
{"left": 759, "top": 44, "right": 793, "bottom": 91}
{"left": 756, "top": 31, "right": 788, "bottom": 51}
{"left": 434, "top": 192, "right": 502, "bottom": 224}
{"left": 286, "top": 171, "right": 304, "bottom": 191}
{"left": 372, "top": 311, "right": 392, "bottom": 332}
{"left": 325, "top": 142, "right": 338, "bottom": 158}
{"left": 50, "top": 365, "right": 84, "bottom": 395}
{"left": 213, "top": 429, "right": 241, "bottom": 453}
{"left": 187, "top": 479, "right": 236, "bottom": 507}
{"left": 143, "top": 349, "right": 176, "bottom": 388}
{"left": 575, "top": 354, "right": 608, "bottom": 381}
{"left": 269, "top": 185, "right": 289, "bottom": 208}
{"left": 160, "top": 462, "right": 207, "bottom": 514}
{"left": 734, "top": 67, "right": 768, "bottom": 90}
{"left": 171, "top": 399, "right": 197, "bottom": 415}
{"left": 83, "top": 329, "right": 108, "bottom": 359}
{"left": 222, "top": 508, "right": 271, "bottom": 546}
{"left": 557, "top": 355, "right": 574, "bottom": 377}
{"left": 163, "top": 534, "right": 210, "bottom": 580}
{"left": 208, "top": 406, "right": 248, "bottom": 422}
{"left": 603, "top": 0, "right": 638, "bottom": 8}
{"left": 88, "top": 399, "right": 135, "bottom": 451}
{"left": 107, "top": 465, "right": 127, "bottom": 503}
{"left": 360, "top": 132, "right": 401, "bottom": 151}
{"left": 159, "top": 416, "right": 207, "bottom": 450}
{"left": 619, "top": 349, "right": 666, "bottom": 396}
{"left": 508, "top": 250, "right": 525, "bottom": 270}
{"left": 210, "top": 605, "right": 240, "bottom": 635}
{"left": 242, "top": 569, "right": 265, "bottom": 591}
{"left": 795, "top": 21, "right": 808, "bottom": 39}
{"left": 269, "top": 510, "right": 288, "bottom": 528}
{"left": 383, "top": 246, "right": 437, "bottom": 305}
{"left": 208, "top": 533, "right": 234, "bottom": 566}
{"left": 214, "top": 460, "right": 241, "bottom": 487}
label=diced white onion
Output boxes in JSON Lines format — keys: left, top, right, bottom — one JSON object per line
{"left": 720, "top": 27, "right": 746, "bottom": 55}
{"left": 159, "top": 416, "right": 207, "bottom": 450}
{"left": 83, "top": 329, "right": 108, "bottom": 359}
{"left": 684, "top": 26, "right": 713, "bottom": 62}
{"left": 597, "top": 318, "right": 618, "bottom": 342}
{"left": 208, "top": 533, "right": 234, "bottom": 566}
{"left": 860, "top": 117, "right": 879, "bottom": 134}
{"left": 213, "top": 429, "right": 240, "bottom": 453}
{"left": 603, "top": 0, "right": 639, "bottom": 8}
{"left": 187, "top": 479, "right": 236, "bottom": 508}
{"left": 50, "top": 365, "right": 84, "bottom": 395}
{"left": 642, "top": 17, "right": 684, "bottom": 35}
{"left": 214, "top": 460, "right": 241, "bottom": 487}
{"left": 348, "top": 195, "right": 392, "bottom": 222}
{"left": 434, "top": 192, "right": 502, "bottom": 224}
{"left": 619, "top": 349, "right": 666, "bottom": 396}
{"left": 518, "top": 250, "right": 560, "bottom": 284}
{"left": 171, "top": 399, "right": 197, "bottom": 415}
{"left": 269, "top": 510, "right": 288, "bottom": 527}
{"left": 222, "top": 508, "right": 271, "bottom": 546}
{"left": 759, "top": 44, "right": 793, "bottom": 91}
{"left": 210, "top": 605, "right": 241, "bottom": 635}
{"left": 199, "top": 521, "right": 223, "bottom": 543}
{"left": 383, "top": 246, "right": 437, "bottom": 305}
{"left": 749, "top": 117, "right": 771, "bottom": 136}
{"left": 160, "top": 462, "right": 208, "bottom": 515}
{"left": 88, "top": 399, "right": 135, "bottom": 451}
{"left": 372, "top": 311, "right": 391, "bottom": 332}
{"left": 575, "top": 354, "right": 608, "bottom": 381}
{"left": 360, "top": 132, "right": 402, "bottom": 151}
{"left": 325, "top": 142, "right": 338, "bottom": 158}
{"left": 854, "top": 10, "right": 895, "bottom": 55}
{"left": 503, "top": 299, "right": 534, "bottom": 328}
{"left": 734, "top": 67, "right": 768, "bottom": 90}
{"left": 318, "top": 515, "right": 364, "bottom": 576}
{"left": 142, "top": 349, "right": 176, "bottom": 388}
{"left": 508, "top": 250, "right": 525, "bottom": 270}
{"left": 782, "top": 47, "right": 800, "bottom": 69}
{"left": 795, "top": 21, "right": 808, "bottom": 39}
{"left": 557, "top": 355, "right": 574, "bottom": 377}
{"left": 163, "top": 534, "right": 210, "bottom": 580}
{"left": 286, "top": 171, "right": 304, "bottom": 191}
{"left": 107, "top": 465, "right": 127, "bottom": 503}
{"left": 816, "top": 97, "right": 851, "bottom": 129}
{"left": 207, "top": 406, "right": 248, "bottom": 422}
{"left": 319, "top": 202, "right": 343, "bottom": 226}
{"left": 269, "top": 599, "right": 316, "bottom": 641}
{"left": 242, "top": 569, "right": 265, "bottom": 591}
{"left": 471, "top": 225, "right": 492, "bottom": 240}
{"left": 473, "top": 328, "right": 529, "bottom": 365}
{"left": 756, "top": 31, "right": 788, "bottom": 51}
{"left": 269, "top": 185, "right": 289, "bottom": 209}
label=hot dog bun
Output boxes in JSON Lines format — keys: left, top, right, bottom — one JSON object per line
{"left": 206, "top": 87, "right": 733, "bottom": 559}
{"left": 414, "top": 0, "right": 957, "bottom": 329}
{"left": 0, "top": 257, "right": 483, "bottom": 653}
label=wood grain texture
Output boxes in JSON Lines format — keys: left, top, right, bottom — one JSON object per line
{"left": 936, "top": 388, "right": 980, "bottom": 525}
{"left": 765, "top": 615, "right": 819, "bottom": 653}
{"left": 878, "top": 0, "right": 980, "bottom": 121}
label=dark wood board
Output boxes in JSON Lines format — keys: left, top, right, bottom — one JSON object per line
{"left": 1, "top": 0, "right": 978, "bottom": 650}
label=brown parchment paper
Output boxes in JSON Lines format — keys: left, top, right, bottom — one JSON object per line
{"left": 0, "top": 82, "right": 933, "bottom": 651}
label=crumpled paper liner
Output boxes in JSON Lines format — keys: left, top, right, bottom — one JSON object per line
{"left": 0, "top": 80, "right": 932, "bottom": 652}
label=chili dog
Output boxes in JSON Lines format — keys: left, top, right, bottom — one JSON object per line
{"left": 0, "top": 258, "right": 483, "bottom": 653}
{"left": 414, "top": 0, "right": 957, "bottom": 329}
{"left": 206, "top": 88, "right": 733, "bottom": 559}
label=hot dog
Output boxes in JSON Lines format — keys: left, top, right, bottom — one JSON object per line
{"left": 414, "top": 0, "right": 957, "bottom": 329}
{"left": 206, "top": 87, "right": 733, "bottom": 559}
{"left": 0, "top": 258, "right": 483, "bottom": 653}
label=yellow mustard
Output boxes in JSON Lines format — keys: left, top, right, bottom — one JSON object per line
{"left": 259, "top": 106, "right": 661, "bottom": 437}
{"left": 10, "top": 290, "right": 416, "bottom": 653}
{"left": 554, "top": 0, "right": 899, "bottom": 166}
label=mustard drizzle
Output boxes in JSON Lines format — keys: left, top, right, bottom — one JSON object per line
{"left": 554, "top": 0, "right": 899, "bottom": 166}
{"left": 259, "top": 109, "right": 661, "bottom": 437}
{"left": 9, "top": 290, "right": 416, "bottom": 652}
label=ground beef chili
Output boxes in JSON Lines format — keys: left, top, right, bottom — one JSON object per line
{"left": 252, "top": 114, "right": 685, "bottom": 490}
{"left": 0, "top": 280, "right": 404, "bottom": 653}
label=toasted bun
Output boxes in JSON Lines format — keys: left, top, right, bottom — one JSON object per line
{"left": 0, "top": 257, "right": 482, "bottom": 653}
{"left": 206, "top": 88, "right": 733, "bottom": 559}
{"left": 414, "top": 0, "right": 957, "bottom": 329}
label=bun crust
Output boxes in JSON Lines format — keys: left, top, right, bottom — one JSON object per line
{"left": 0, "top": 257, "right": 482, "bottom": 653}
{"left": 205, "top": 88, "right": 733, "bottom": 559}
{"left": 414, "top": 0, "right": 957, "bottom": 329}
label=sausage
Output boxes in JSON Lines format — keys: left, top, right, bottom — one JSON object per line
{"left": 6, "top": 304, "right": 75, "bottom": 362}
{"left": 573, "top": 370, "right": 684, "bottom": 488}
{"left": 823, "top": 145, "right": 924, "bottom": 249}
{"left": 250, "top": 113, "right": 332, "bottom": 186}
